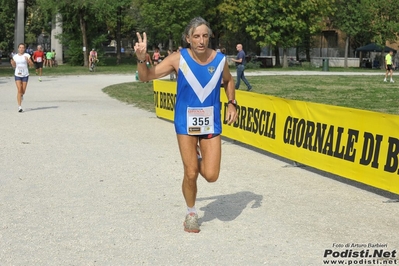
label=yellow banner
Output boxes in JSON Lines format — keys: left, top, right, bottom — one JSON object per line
{"left": 154, "top": 80, "right": 399, "bottom": 195}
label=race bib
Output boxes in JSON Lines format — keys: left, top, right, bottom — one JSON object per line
{"left": 37, "top": 57, "right": 42, "bottom": 63}
{"left": 187, "top": 106, "right": 214, "bottom": 135}
{"left": 17, "top": 68, "right": 26, "bottom": 76}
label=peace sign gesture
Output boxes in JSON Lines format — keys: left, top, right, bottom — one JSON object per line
{"left": 134, "top": 32, "right": 147, "bottom": 61}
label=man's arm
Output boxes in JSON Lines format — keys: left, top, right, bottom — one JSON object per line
{"left": 231, "top": 57, "right": 242, "bottom": 64}
{"left": 231, "top": 51, "right": 243, "bottom": 64}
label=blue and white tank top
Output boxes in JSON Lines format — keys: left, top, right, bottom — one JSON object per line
{"left": 174, "top": 49, "right": 225, "bottom": 135}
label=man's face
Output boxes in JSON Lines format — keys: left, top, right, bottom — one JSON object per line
{"left": 187, "top": 24, "right": 209, "bottom": 54}
{"left": 236, "top": 45, "right": 242, "bottom": 51}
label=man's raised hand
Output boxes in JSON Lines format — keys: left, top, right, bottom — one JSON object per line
{"left": 134, "top": 32, "right": 147, "bottom": 60}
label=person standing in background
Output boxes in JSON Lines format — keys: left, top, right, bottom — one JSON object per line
{"left": 231, "top": 44, "right": 252, "bottom": 91}
{"left": 384, "top": 50, "right": 394, "bottom": 83}
{"left": 51, "top": 49, "right": 56, "bottom": 66}
{"left": 45, "top": 49, "right": 53, "bottom": 68}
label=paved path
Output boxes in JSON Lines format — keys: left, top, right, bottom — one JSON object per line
{"left": 0, "top": 74, "right": 398, "bottom": 265}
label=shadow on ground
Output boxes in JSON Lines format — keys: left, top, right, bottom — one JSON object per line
{"left": 25, "top": 106, "right": 59, "bottom": 112}
{"left": 197, "top": 191, "right": 263, "bottom": 224}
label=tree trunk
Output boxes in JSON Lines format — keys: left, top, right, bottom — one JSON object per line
{"left": 168, "top": 33, "right": 173, "bottom": 51}
{"left": 305, "top": 32, "right": 311, "bottom": 61}
{"left": 79, "top": 10, "right": 88, "bottom": 67}
{"left": 274, "top": 46, "right": 280, "bottom": 67}
{"left": 344, "top": 36, "right": 349, "bottom": 68}
{"left": 359, "top": 51, "right": 363, "bottom": 68}
{"left": 282, "top": 48, "right": 288, "bottom": 68}
{"left": 116, "top": 6, "right": 122, "bottom": 65}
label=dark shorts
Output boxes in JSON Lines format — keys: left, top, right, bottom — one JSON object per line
{"left": 387, "top": 65, "right": 393, "bottom": 71}
{"left": 15, "top": 76, "right": 29, "bottom": 82}
{"left": 198, "top": 133, "right": 220, "bottom": 140}
{"left": 35, "top": 62, "right": 43, "bottom": 69}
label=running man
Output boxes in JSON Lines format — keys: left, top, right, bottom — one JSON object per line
{"left": 11, "top": 43, "right": 34, "bottom": 112}
{"left": 134, "top": 17, "right": 238, "bottom": 233}
{"left": 32, "top": 45, "right": 45, "bottom": 81}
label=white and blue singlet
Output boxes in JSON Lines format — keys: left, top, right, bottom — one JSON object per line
{"left": 174, "top": 48, "right": 225, "bottom": 136}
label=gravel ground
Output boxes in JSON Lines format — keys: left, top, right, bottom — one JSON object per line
{"left": 0, "top": 73, "right": 398, "bottom": 266}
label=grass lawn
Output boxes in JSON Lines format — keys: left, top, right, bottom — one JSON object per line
{"left": 103, "top": 73, "right": 399, "bottom": 115}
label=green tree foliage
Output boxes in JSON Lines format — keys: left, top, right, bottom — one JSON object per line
{"left": 332, "top": 0, "right": 399, "bottom": 67}
{"left": 214, "top": 0, "right": 254, "bottom": 54}
{"left": 0, "top": 0, "right": 16, "bottom": 53}
{"left": 35, "top": 0, "right": 137, "bottom": 65}
{"left": 332, "top": 0, "right": 373, "bottom": 67}
{"left": 0, "top": 0, "right": 44, "bottom": 52}
{"left": 138, "top": 0, "right": 206, "bottom": 51}
{"left": 96, "top": 0, "right": 134, "bottom": 64}
{"left": 332, "top": 0, "right": 372, "bottom": 47}
{"left": 25, "top": 3, "right": 53, "bottom": 48}
{"left": 219, "top": 0, "right": 336, "bottom": 67}
{"left": 35, "top": 0, "right": 83, "bottom": 65}
{"left": 201, "top": 0, "right": 226, "bottom": 49}
{"left": 363, "top": 0, "right": 399, "bottom": 46}
{"left": 0, "top": 0, "right": 21, "bottom": 53}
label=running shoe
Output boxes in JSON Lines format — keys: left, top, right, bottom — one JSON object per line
{"left": 18, "top": 107, "right": 23, "bottom": 113}
{"left": 39, "top": 77, "right": 42, "bottom": 82}
{"left": 184, "top": 212, "right": 200, "bottom": 233}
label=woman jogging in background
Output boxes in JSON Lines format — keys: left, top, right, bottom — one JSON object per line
{"left": 11, "top": 43, "right": 34, "bottom": 112}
